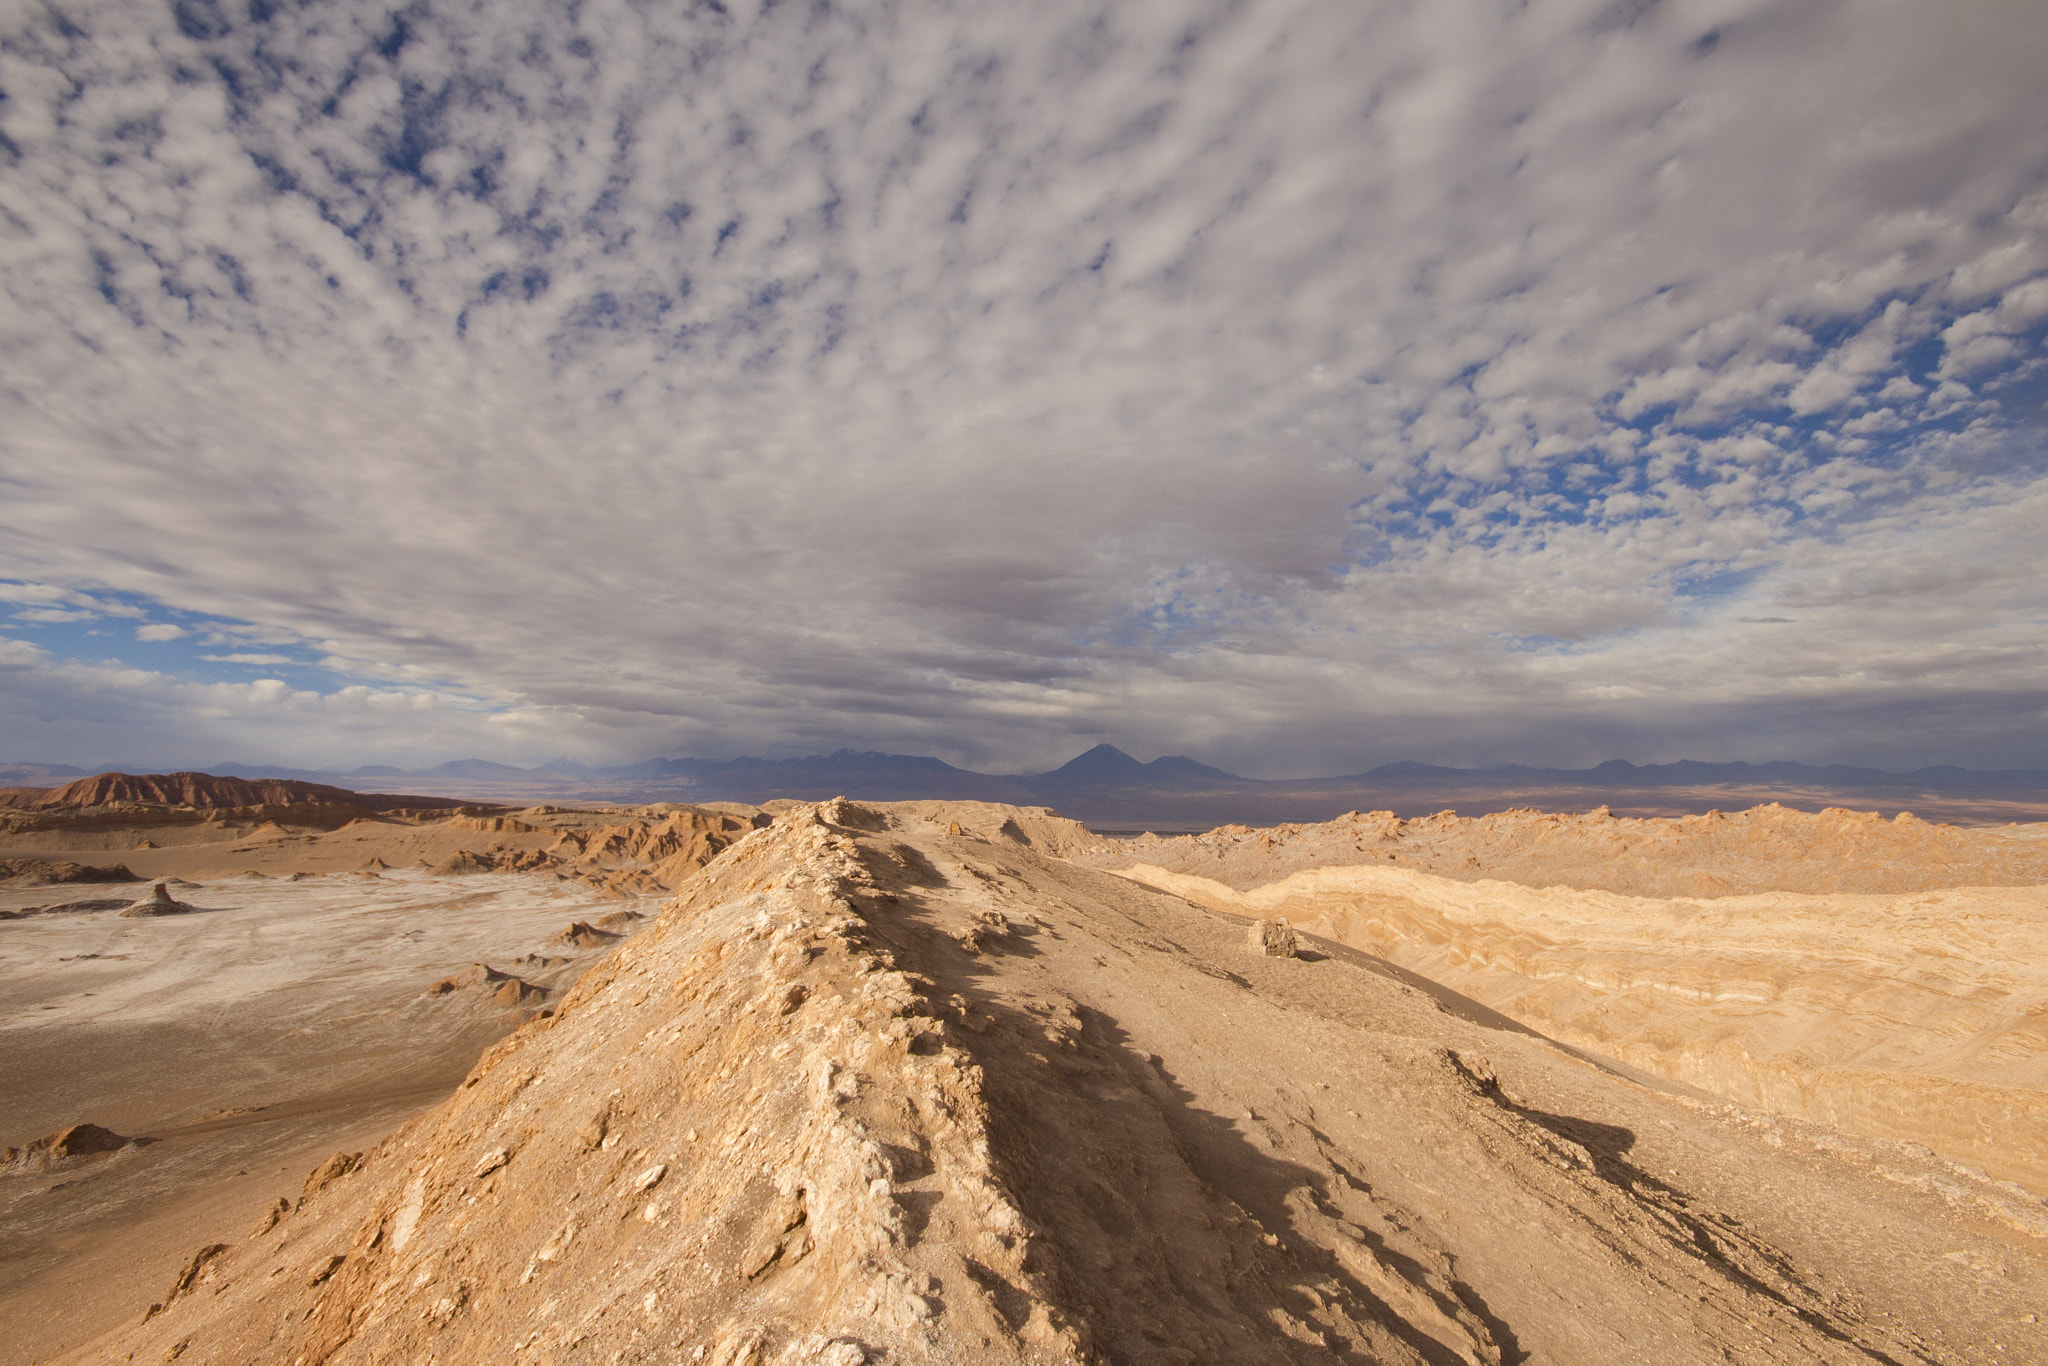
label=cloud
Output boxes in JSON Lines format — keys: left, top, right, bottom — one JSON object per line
{"left": 0, "top": 584, "right": 78, "bottom": 606}
{"left": 199, "top": 652, "right": 295, "bottom": 665}
{"left": 0, "top": 0, "right": 2043, "bottom": 772}
{"left": 136, "top": 622, "right": 189, "bottom": 641}
{"left": 0, "top": 641, "right": 581, "bottom": 769}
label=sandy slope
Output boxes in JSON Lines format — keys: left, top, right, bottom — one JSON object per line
{"left": 1083, "top": 804, "right": 2048, "bottom": 897}
{"left": 68, "top": 801, "right": 2048, "bottom": 1364}
{"left": 1112, "top": 862, "right": 2048, "bottom": 1198}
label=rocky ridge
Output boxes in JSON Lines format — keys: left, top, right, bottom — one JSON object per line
{"left": 0, "top": 796, "right": 773, "bottom": 899}
{"left": 1103, "top": 806, "right": 2048, "bottom": 1195}
{"left": 1083, "top": 802, "right": 2048, "bottom": 897}
{"left": 77, "top": 799, "right": 2032, "bottom": 1365}
{"left": 0, "top": 772, "right": 468, "bottom": 814}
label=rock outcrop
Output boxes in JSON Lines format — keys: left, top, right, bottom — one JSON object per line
{"left": 550, "top": 920, "right": 621, "bottom": 949}
{"left": 1115, "top": 859, "right": 2048, "bottom": 1193}
{"left": 4, "top": 1122, "right": 143, "bottom": 1172}
{"left": 0, "top": 771, "right": 469, "bottom": 814}
{"left": 1088, "top": 802, "right": 2048, "bottom": 897}
{"left": 1246, "top": 919, "right": 1300, "bottom": 957}
{"left": 117, "top": 881, "right": 199, "bottom": 917}
{"left": 424, "top": 965, "right": 551, "bottom": 1011}
{"left": 0, "top": 858, "right": 139, "bottom": 884}
{"left": 79, "top": 800, "right": 1975, "bottom": 1365}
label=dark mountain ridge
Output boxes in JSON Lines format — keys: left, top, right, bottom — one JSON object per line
{"left": 5, "top": 749, "right": 2044, "bottom": 827}
{"left": 0, "top": 771, "right": 474, "bottom": 814}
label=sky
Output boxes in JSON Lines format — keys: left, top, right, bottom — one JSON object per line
{"left": 1, "top": 0, "right": 2046, "bottom": 778}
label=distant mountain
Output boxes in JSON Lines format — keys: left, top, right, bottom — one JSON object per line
{"left": 1037, "top": 742, "right": 1149, "bottom": 782}
{"left": 7, "top": 748, "right": 2045, "bottom": 827}
{"left": 203, "top": 761, "right": 357, "bottom": 783}
{"left": 1147, "top": 754, "right": 1241, "bottom": 782}
{"left": 1020, "top": 744, "right": 1244, "bottom": 793}
{"left": 0, "top": 762, "right": 91, "bottom": 788}
{"left": 651, "top": 749, "right": 1038, "bottom": 803}
{"left": 1347, "top": 758, "right": 2048, "bottom": 791}
{"left": 420, "top": 759, "right": 535, "bottom": 778}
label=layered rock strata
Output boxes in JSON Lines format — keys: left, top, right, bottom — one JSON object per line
{"left": 1115, "top": 860, "right": 2048, "bottom": 1193}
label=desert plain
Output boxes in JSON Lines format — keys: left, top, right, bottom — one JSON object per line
{"left": 1, "top": 775, "right": 2046, "bottom": 1363}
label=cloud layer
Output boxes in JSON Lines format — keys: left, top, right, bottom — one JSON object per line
{"left": 1, "top": 0, "right": 2044, "bottom": 773}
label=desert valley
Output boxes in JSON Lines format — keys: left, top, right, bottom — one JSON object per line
{"left": 1, "top": 773, "right": 2045, "bottom": 1363}
{"left": 8, "top": 0, "right": 2047, "bottom": 1360}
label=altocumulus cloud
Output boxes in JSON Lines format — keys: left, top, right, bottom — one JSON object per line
{"left": 0, "top": 0, "right": 2044, "bottom": 773}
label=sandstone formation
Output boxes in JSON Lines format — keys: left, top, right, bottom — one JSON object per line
{"left": 0, "top": 784, "right": 771, "bottom": 897}
{"left": 425, "top": 964, "right": 551, "bottom": 1011}
{"left": 74, "top": 800, "right": 2041, "bottom": 1364}
{"left": 1246, "top": 919, "right": 1300, "bottom": 958}
{"left": 117, "top": 881, "right": 198, "bottom": 917}
{"left": 1084, "top": 802, "right": 2048, "bottom": 898}
{"left": 551, "top": 920, "right": 622, "bottom": 949}
{"left": 0, "top": 858, "right": 138, "bottom": 884}
{"left": 1113, "top": 857, "right": 2048, "bottom": 1194}
{"left": 3, "top": 1122, "right": 141, "bottom": 1173}
{"left": 0, "top": 896, "right": 131, "bottom": 920}
{"left": 0, "top": 771, "right": 466, "bottom": 814}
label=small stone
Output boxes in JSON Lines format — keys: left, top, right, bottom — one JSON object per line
{"left": 633, "top": 1163, "right": 667, "bottom": 1192}
{"left": 1247, "top": 919, "right": 1299, "bottom": 958}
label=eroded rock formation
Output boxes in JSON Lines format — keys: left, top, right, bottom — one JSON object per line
{"left": 81, "top": 800, "right": 2001, "bottom": 1365}
{"left": 1114, "top": 858, "right": 2048, "bottom": 1193}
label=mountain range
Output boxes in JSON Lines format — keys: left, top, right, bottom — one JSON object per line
{"left": 4, "top": 745, "right": 2045, "bottom": 828}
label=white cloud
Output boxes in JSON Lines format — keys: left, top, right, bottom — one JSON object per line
{"left": 135, "top": 622, "right": 188, "bottom": 641}
{"left": 0, "top": 584, "right": 77, "bottom": 606}
{"left": 0, "top": 0, "right": 2042, "bottom": 772}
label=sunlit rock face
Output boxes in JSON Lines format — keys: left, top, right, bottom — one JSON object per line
{"left": 74, "top": 800, "right": 2035, "bottom": 1365}
{"left": 1113, "top": 803, "right": 2048, "bottom": 1194}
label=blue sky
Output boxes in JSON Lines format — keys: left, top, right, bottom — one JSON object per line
{"left": 1, "top": 0, "right": 2045, "bottom": 776}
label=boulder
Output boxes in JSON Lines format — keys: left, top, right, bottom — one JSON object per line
{"left": 1247, "top": 918, "right": 1299, "bottom": 958}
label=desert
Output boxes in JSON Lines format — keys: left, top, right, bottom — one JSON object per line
{"left": 0, "top": 776, "right": 769, "bottom": 1362}
{"left": 6, "top": 4, "right": 2045, "bottom": 1360}
{"left": 2, "top": 777, "right": 2046, "bottom": 1363}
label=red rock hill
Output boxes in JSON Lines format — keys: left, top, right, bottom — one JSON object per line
{"left": 0, "top": 771, "right": 476, "bottom": 814}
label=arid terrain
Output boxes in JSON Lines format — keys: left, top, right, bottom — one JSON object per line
{"left": 0, "top": 776, "right": 770, "bottom": 1362}
{"left": 3, "top": 782, "right": 2046, "bottom": 1362}
{"left": 1087, "top": 808, "right": 2048, "bottom": 1190}
{"left": 20, "top": 749, "right": 2043, "bottom": 827}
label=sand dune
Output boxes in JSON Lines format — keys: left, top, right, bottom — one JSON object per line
{"left": 66, "top": 800, "right": 2048, "bottom": 1364}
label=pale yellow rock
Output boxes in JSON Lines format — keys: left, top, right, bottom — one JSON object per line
{"left": 1247, "top": 918, "right": 1299, "bottom": 957}
{"left": 1116, "top": 860, "right": 2048, "bottom": 1192}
